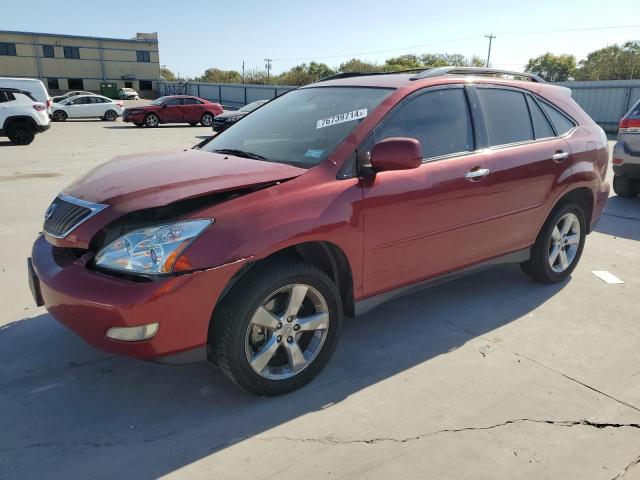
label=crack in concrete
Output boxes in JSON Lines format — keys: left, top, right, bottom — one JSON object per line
{"left": 256, "top": 418, "right": 640, "bottom": 446}
{"left": 611, "top": 452, "right": 640, "bottom": 480}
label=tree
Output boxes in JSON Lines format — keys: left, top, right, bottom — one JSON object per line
{"left": 384, "top": 54, "right": 423, "bottom": 71}
{"left": 277, "top": 62, "right": 336, "bottom": 85}
{"left": 197, "top": 68, "right": 242, "bottom": 83}
{"left": 525, "top": 53, "right": 576, "bottom": 82}
{"left": 338, "top": 58, "right": 382, "bottom": 73}
{"left": 575, "top": 42, "right": 640, "bottom": 80}
{"left": 160, "top": 66, "right": 176, "bottom": 81}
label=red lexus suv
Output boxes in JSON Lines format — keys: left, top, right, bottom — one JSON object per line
{"left": 29, "top": 67, "right": 609, "bottom": 396}
{"left": 122, "top": 95, "right": 223, "bottom": 127}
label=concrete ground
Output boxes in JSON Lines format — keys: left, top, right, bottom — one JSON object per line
{"left": 0, "top": 119, "right": 639, "bottom": 480}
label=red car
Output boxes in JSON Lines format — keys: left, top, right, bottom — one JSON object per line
{"left": 122, "top": 95, "right": 223, "bottom": 127}
{"left": 29, "top": 67, "right": 609, "bottom": 396}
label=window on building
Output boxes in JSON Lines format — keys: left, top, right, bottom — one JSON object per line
{"left": 63, "top": 46, "right": 80, "bottom": 59}
{"left": 0, "top": 42, "right": 17, "bottom": 56}
{"left": 42, "top": 45, "right": 55, "bottom": 58}
{"left": 136, "top": 50, "right": 151, "bottom": 62}
{"left": 539, "top": 100, "right": 576, "bottom": 136}
{"left": 47, "top": 78, "right": 60, "bottom": 90}
{"left": 477, "top": 88, "right": 534, "bottom": 146}
{"left": 68, "top": 78, "right": 84, "bottom": 90}
{"left": 124, "top": 81, "right": 133, "bottom": 88}
{"left": 375, "top": 88, "right": 474, "bottom": 159}
{"left": 139, "top": 80, "right": 153, "bottom": 91}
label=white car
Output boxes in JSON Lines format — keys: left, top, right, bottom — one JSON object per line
{"left": 0, "top": 87, "right": 50, "bottom": 144}
{"left": 0, "top": 77, "right": 52, "bottom": 111}
{"left": 118, "top": 88, "right": 139, "bottom": 100}
{"left": 50, "top": 95, "right": 124, "bottom": 121}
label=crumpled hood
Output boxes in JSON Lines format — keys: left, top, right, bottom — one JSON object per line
{"left": 64, "top": 148, "right": 306, "bottom": 212}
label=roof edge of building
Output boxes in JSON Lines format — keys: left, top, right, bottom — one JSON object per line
{"left": 0, "top": 30, "right": 158, "bottom": 44}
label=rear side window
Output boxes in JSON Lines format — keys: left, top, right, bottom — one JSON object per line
{"left": 539, "top": 101, "right": 575, "bottom": 135}
{"left": 478, "top": 88, "right": 533, "bottom": 146}
{"left": 526, "top": 96, "right": 555, "bottom": 139}
{"left": 183, "top": 98, "right": 197, "bottom": 105}
{"left": 376, "top": 88, "right": 474, "bottom": 159}
{"left": 0, "top": 91, "right": 16, "bottom": 103}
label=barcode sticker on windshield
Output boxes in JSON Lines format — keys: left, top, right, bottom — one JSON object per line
{"left": 316, "top": 109, "right": 367, "bottom": 129}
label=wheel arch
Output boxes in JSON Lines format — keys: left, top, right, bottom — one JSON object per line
{"left": 4, "top": 115, "right": 37, "bottom": 130}
{"left": 553, "top": 186, "right": 595, "bottom": 233}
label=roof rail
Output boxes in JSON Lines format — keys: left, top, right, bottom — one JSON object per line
{"left": 410, "top": 66, "right": 547, "bottom": 83}
{"left": 317, "top": 68, "right": 426, "bottom": 83}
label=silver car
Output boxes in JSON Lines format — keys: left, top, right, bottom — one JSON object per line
{"left": 613, "top": 98, "right": 640, "bottom": 197}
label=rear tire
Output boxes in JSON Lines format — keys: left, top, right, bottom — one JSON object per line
{"left": 613, "top": 175, "right": 638, "bottom": 198}
{"left": 521, "top": 202, "right": 586, "bottom": 283}
{"left": 7, "top": 121, "right": 35, "bottom": 145}
{"left": 211, "top": 259, "right": 342, "bottom": 396}
{"left": 104, "top": 110, "right": 117, "bottom": 121}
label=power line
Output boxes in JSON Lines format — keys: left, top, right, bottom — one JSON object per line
{"left": 270, "top": 23, "right": 640, "bottom": 64}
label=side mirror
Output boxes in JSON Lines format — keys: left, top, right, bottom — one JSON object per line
{"left": 370, "top": 137, "right": 422, "bottom": 172}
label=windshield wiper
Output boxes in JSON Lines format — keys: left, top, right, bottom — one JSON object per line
{"left": 210, "top": 148, "right": 270, "bottom": 161}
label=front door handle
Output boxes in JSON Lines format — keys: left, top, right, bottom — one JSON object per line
{"left": 465, "top": 167, "right": 491, "bottom": 181}
{"left": 552, "top": 151, "right": 569, "bottom": 162}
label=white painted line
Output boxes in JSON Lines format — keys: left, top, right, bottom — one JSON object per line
{"left": 592, "top": 271, "right": 624, "bottom": 284}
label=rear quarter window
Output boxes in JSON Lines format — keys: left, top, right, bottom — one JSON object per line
{"left": 526, "top": 95, "right": 555, "bottom": 139}
{"left": 539, "top": 100, "right": 575, "bottom": 136}
{"left": 477, "top": 88, "right": 533, "bottom": 146}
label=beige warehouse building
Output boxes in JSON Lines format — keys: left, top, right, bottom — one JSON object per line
{"left": 0, "top": 30, "right": 160, "bottom": 96}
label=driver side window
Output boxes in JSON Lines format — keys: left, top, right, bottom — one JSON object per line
{"left": 375, "top": 88, "right": 474, "bottom": 160}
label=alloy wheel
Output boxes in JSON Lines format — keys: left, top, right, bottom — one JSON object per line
{"left": 245, "top": 284, "right": 330, "bottom": 380}
{"left": 201, "top": 113, "right": 213, "bottom": 126}
{"left": 548, "top": 212, "right": 580, "bottom": 273}
{"left": 146, "top": 114, "right": 159, "bottom": 127}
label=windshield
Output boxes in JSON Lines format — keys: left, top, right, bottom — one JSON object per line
{"left": 239, "top": 100, "right": 266, "bottom": 112}
{"left": 151, "top": 96, "right": 171, "bottom": 105}
{"left": 202, "top": 87, "right": 392, "bottom": 167}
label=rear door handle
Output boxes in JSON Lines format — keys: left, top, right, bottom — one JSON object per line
{"left": 465, "top": 168, "right": 491, "bottom": 181}
{"left": 552, "top": 151, "right": 569, "bottom": 162}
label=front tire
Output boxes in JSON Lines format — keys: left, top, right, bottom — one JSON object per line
{"left": 7, "top": 121, "right": 35, "bottom": 145}
{"left": 211, "top": 260, "right": 343, "bottom": 396}
{"left": 521, "top": 202, "right": 586, "bottom": 283}
{"left": 145, "top": 113, "right": 159, "bottom": 127}
{"left": 200, "top": 112, "right": 214, "bottom": 127}
{"left": 613, "top": 175, "right": 639, "bottom": 198}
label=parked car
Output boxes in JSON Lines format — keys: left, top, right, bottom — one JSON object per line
{"left": 0, "top": 77, "right": 51, "bottom": 111}
{"left": 0, "top": 87, "right": 50, "bottom": 144}
{"left": 612, "top": 98, "right": 640, "bottom": 197}
{"left": 29, "top": 67, "right": 609, "bottom": 396}
{"left": 50, "top": 95, "right": 123, "bottom": 121}
{"left": 211, "top": 100, "right": 269, "bottom": 132}
{"left": 118, "top": 88, "right": 139, "bottom": 100}
{"left": 122, "top": 95, "right": 223, "bottom": 127}
{"left": 52, "top": 91, "right": 96, "bottom": 103}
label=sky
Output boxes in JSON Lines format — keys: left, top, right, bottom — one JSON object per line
{"left": 3, "top": 0, "right": 640, "bottom": 77}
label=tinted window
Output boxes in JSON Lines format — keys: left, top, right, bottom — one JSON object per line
{"left": 136, "top": 51, "right": 151, "bottom": 62}
{"left": 47, "top": 78, "right": 59, "bottom": 90}
{"left": 539, "top": 101, "right": 575, "bottom": 135}
{"left": 375, "top": 88, "right": 473, "bottom": 158}
{"left": 63, "top": 46, "right": 80, "bottom": 59}
{"left": 91, "top": 97, "right": 107, "bottom": 103}
{"left": 71, "top": 96, "right": 91, "bottom": 105}
{"left": 165, "top": 98, "right": 183, "bottom": 106}
{"left": 183, "top": 98, "right": 197, "bottom": 105}
{"left": 0, "top": 43, "right": 17, "bottom": 56}
{"left": 139, "top": 80, "right": 153, "bottom": 91}
{"left": 0, "top": 91, "right": 16, "bottom": 103}
{"left": 68, "top": 78, "right": 84, "bottom": 90}
{"left": 42, "top": 45, "right": 55, "bottom": 58}
{"left": 478, "top": 88, "right": 533, "bottom": 146}
{"left": 526, "top": 96, "right": 555, "bottom": 139}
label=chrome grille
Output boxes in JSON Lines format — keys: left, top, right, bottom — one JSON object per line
{"left": 43, "top": 194, "right": 108, "bottom": 239}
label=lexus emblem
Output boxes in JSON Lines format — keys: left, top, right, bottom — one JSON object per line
{"left": 44, "top": 204, "right": 57, "bottom": 221}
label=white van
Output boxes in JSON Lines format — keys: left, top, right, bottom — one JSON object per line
{"left": 0, "top": 78, "right": 51, "bottom": 111}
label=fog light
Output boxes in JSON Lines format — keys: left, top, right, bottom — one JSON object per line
{"left": 106, "top": 323, "right": 159, "bottom": 341}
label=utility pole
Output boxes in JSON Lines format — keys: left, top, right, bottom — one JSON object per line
{"left": 484, "top": 34, "right": 496, "bottom": 67}
{"left": 242, "top": 61, "right": 245, "bottom": 84}
{"left": 264, "top": 58, "right": 273, "bottom": 83}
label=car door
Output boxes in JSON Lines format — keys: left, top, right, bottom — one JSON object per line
{"left": 162, "top": 98, "right": 184, "bottom": 123}
{"left": 182, "top": 97, "right": 200, "bottom": 123}
{"left": 66, "top": 96, "right": 92, "bottom": 118}
{"left": 469, "top": 86, "right": 573, "bottom": 253}
{"left": 89, "top": 96, "right": 107, "bottom": 117}
{"left": 361, "top": 86, "right": 506, "bottom": 297}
